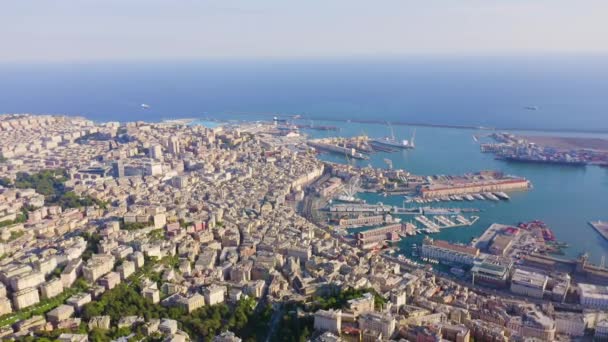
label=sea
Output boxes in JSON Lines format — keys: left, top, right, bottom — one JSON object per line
{"left": 1, "top": 57, "right": 607, "bottom": 262}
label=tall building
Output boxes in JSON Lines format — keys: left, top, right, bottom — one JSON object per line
{"left": 112, "top": 160, "right": 125, "bottom": 178}
{"left": 168, "top": 137, "right": 180, "bottom": 155}
{"left": 149, "top": 144, "right": 163, "bottom": 160}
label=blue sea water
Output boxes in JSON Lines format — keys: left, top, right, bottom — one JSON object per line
{"left": 1, "top": 56, "right": 608, "bottom": 131}
{"left": 0, "top": 57, "right": 607, "bottom": 262}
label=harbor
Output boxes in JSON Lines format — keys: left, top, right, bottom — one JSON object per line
{"left": 301, "top": 121, "right": 608, "bottom": 263}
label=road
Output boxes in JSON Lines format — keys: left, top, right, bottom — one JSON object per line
{"left": 264, "top": 303, "right": 284, "bottom": 342}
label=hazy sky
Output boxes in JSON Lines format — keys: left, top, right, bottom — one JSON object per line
{"left": 2, "top": 0, "right": 607, "bottom": 62}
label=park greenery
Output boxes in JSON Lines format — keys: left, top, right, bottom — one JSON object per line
{"left": 311, "top": 287, "right": 387, "bottom": 311}
{"left": 0, "top": 208, "right": 28, "bottom": 228}
{"left": 11, "top": 169, "right": 108, "bottom": 209}
{"left": 0, "top": 177, "right": 10, "bottom": 187}
{"left": 120, "top": 220, "right": 152, "bottom": 231}
{"left": 275, "top": 287, "right": 389, "bottom": 342}
{"left": 0, "top": 278, "right": 89, "bottom": 329}
{"left": 75, "top": 258, "right": 271, "bottom": 341}
{"left": 275, "top": 303, "right": 313, "bottom": 342}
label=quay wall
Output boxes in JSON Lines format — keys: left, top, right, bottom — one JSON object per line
{"left": 420, "top": 179, "right": 529, "bottom": 198}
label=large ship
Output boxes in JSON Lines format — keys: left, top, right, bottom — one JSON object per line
{"left": 498, "top": 155, "right": 587, "bottom": 167}
{"left": 371, "top": 124, "right": 415, "bottom": 150}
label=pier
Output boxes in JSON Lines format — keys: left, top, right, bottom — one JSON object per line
{"left": 589, "top": 221, "right": 608, "bottom": 241}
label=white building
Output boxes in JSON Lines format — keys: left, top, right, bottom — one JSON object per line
{"left": 358, "top": 312, "right": 395, "bottom": 339}
{"left": 150, "top": 144, "right": 163, "bottom": 160}
{"left": 314, "top": 309, "right": 342, "bottom": 334}
{"left": 203, "top": 285, "right": 226, "bottom": 306}
{"left": 390, "top": 290, "right": 407, "bottom": 307}
{"left": 12, "top": 287, "right": 40, "bottom": 310}
{"left": 510, "top": 268, "right": 547, "bottom": 299}
{"left": 168, "top": 137, "right": 180, "bottom": 155}
{"left": 420, "top": 237, "right": 479, "bottom": 266}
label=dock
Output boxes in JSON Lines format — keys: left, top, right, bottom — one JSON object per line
{"left": 589, "top": 221, "right": 608, "bottom": 241}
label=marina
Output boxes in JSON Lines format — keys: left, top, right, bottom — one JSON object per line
{"left": 412, "top": 214, "right": 479, "bottom": 233}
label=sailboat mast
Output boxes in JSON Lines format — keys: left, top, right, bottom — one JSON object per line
{"left": 411, "top": 129, "right": 416, "bottom": 147}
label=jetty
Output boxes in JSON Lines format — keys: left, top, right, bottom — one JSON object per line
{"left": 589, "top": 221, "right": 608, "bottom": 241}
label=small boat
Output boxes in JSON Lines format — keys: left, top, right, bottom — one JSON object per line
{"left": 141, "top": 103, "right": 151, "bottom": 109}
{"left": 473, "top": 194, "right": 485, "bottom": 200}
{"left": 494, "top": 192, "right": 510, "bottom": 200}
{"left": 483, "top": 193, "right": 500, "bottom": 201}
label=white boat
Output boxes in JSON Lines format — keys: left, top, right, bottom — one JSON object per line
{"left": 141, "top": 103, "right": 151, "bottom": 109}
{"left": 494, "top": 192, "right": 510, "bottom": 200}
{"left": 484, "top": 192, "right": 500, "bottom": 201}
{"left": 473, "top": 193, "right": 485, "bottom": 200}
{"left": 464, "top": 195, "right": 475, "bottom": 201}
